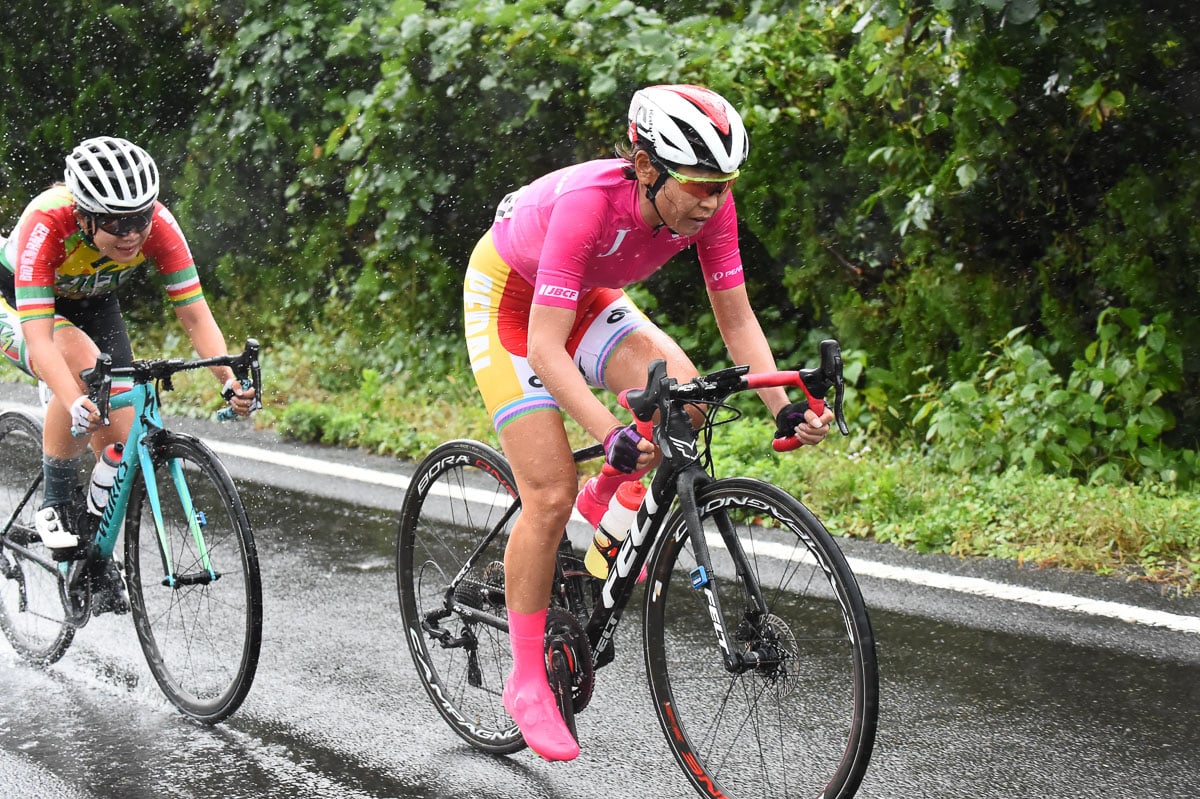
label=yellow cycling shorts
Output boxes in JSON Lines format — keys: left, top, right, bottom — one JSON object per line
{"left": 464, "top": 230, "right": 656, "bottom": 432}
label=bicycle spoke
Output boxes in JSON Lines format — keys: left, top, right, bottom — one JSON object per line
{"left": 645, "top": 478, "right": 878, "bottom": 799}
{"left": 397, "top": 440, "right": 524, "bottom": 754}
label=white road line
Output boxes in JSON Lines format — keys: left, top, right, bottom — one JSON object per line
{"left": 208, "top": 439, "right": 412, "bottom": 489}
{"left": 6, "top": 400, "right": 1196, "bottom": 635}
{"left": 211, "top": 440, "right": 1199, "bottom": 636}
{"left": 844, "top": 559, "right": 1200, "bottom": 635}
{"left": 716, "top": 538, "right": 1199, "bottom": 635}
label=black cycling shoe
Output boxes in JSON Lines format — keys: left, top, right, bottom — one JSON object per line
{"left": 90, "top": 558, "right": 130, "bottom": 616}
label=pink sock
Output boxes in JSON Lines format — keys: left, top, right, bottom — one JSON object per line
{"left": 505, "top": 609, "right": 580, "bottom": 761}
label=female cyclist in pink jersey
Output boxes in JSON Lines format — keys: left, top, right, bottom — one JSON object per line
{"left": 463, "top": 85, "right": 834, "bottom": 761}
{"left": 0, "top": 136, "right": 257, "bottom": 614}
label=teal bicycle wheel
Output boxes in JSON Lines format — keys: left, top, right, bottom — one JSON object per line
{"left": 124, "top": 431, "right": 262, "bottom": 723}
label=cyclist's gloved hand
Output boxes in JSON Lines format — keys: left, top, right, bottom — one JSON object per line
{"left": 604, "top": 424, "right": 646, "bottom": 474}
{"left": 222, "top": 378, "right": 259, "bottom": 416}
{"left": 69, "top": 395, "right": 99, "bottom": 433}
{"left": 774, "top": 401, "right": 811, "bottom": 440}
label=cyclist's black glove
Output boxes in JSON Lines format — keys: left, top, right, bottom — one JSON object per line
{"left": 604, "top": 424, "right": 645, "bottom": 474}
{"left": 774, "top": 401, "right": 810, "bottom": 440}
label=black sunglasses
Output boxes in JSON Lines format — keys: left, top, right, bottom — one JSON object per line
{"left": 89, "top": 209, "right": 154, "bottom": 237}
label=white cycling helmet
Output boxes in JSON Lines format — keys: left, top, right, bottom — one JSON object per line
{"left": 627, "top": 84, "right": 749, "bottom": 175}
{"left": 64, "top": 136, "right": 160, "bottom": 215}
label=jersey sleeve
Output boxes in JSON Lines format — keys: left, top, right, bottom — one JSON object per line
{"left": 696, "top": 194, "right": 745, "bottom": 291}
{"left": 529, "top": 190, "right": 612, "bottom": 311}
{"left": 10, "top": 209, "right": 71, "bottom": 323}
{"left": 142, "top": 205, "right": 205, "bottom": 307}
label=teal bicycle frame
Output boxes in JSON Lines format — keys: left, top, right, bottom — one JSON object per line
{"left": 70, "top": 339, "right": 259, "bottom": 587}
{"left": 1, "top": 338, "right": 263, "bottom": 722}
{"left": 78, "top": 381, "right": 217, "bottom": 587}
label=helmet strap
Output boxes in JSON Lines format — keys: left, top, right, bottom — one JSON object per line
{"left": 644, "top": 170, "right": 669, "bottom": 203}
{"left": 643, "top": 155, "right": 678, "bottom": 236}
{"left": 74, "top": 209, "right": 98, "bottom": 243}
{"left": 647, "top": 188, "right": 679, "bottom": 237}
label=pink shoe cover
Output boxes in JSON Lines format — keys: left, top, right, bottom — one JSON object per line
{"left": 504, "top": 674, "right": 580, "bottom": 761}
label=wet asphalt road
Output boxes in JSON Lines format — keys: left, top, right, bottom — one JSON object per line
{"left": 1, "top": 388, "right": 1198, "bottom": 799}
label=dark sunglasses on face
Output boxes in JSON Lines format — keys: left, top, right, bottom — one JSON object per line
{"left": 90, "top": 208, "right": 154, "bottom": 237}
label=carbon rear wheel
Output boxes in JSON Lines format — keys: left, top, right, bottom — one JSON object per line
{"left": 0, "top": 410, "right": 74, "bottom": 665}
{"left": 396, "top": 440, "right": 525, "bottom": 754}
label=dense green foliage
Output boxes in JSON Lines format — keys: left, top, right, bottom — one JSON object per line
{"left": 1, "top": 0, "right": 1196, "bottom": 585}
{"left": 0, "top": 3, "right": 207, "bottom": 194}
{"left": 915, "top": 309, "right": 1194, "bottom": 485}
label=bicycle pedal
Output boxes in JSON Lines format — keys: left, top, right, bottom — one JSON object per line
{"left": 53, "top": 537, "right": 100, "bottom": 564}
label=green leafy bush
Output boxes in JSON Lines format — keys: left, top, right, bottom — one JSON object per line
{"left": 914, "top": 309, "right": 1194, "bottom": 487}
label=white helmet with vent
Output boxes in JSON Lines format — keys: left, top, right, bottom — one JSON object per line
{"left": 628, "top": 84, "right": 749, "bottom": 174}
{"left": 64, "top": 136, "right": 160, "bottom": 214}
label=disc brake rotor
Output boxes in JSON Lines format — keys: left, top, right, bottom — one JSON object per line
{"left": 752, "top": 612, "right": 799, "bottom": 699}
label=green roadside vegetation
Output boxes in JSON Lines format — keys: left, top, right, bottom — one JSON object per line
{"left": 101, "top": 310, "right": 1199, "bottom": 598}
{"left": 2, "top": 0, "right": 1197, "bottom": 595}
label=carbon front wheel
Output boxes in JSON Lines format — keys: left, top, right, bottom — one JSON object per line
{"left": 644, "top": 478, "right": 878, "bottom": 799}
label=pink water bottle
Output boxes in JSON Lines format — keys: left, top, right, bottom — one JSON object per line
{"left": 583, "top": 480, "right": 646, "bottom": 580}
{"left": 576, "top": 458, "right": 653, "bottom": 527}
{"left": 575, "top": 472, "right": 618, "bottom": 529}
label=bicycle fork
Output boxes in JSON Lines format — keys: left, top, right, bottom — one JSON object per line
{"left": 135, "top": 433, "right": 218, "bottom": 588}
{"left": 671, "top": 468, "right": 780, "bottom": 676}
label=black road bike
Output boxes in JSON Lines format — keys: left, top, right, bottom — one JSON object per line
{"left": 397, "top": 339, "right": 878, "bottom": 799}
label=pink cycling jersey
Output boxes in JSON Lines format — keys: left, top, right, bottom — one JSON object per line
{"left": 490, "top": 159, "right": 744, "bottom": 310}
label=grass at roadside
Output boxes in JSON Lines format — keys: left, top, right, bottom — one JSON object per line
{"left": 268, "top": 336, "right": 1200, "bottom": 598}
{"left": 712, "top": 431, "right": 1199, "bottom": 596}
{"left": 12, "top": 330, "right": 1196, "bottom": 597}
{"left": 298, "top": 398, "right": 1199, "bottom": 595}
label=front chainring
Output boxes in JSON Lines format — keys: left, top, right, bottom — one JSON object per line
{"left": 545, "top": 606, "right": 595, "bottom": 713}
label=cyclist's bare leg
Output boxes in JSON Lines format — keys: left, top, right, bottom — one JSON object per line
{"left": 38, "top": 324, "right": 133, "bottom": 566}
{"left": 602, "top": 326, "right": 706, "bottom": 427}
{"left": 499, "top": 409, "right": 578, "bottom": 613}
{"left": 497, "top": 408, "right": 581, "bottom": 761}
